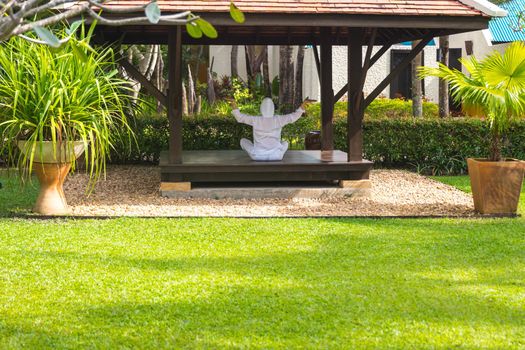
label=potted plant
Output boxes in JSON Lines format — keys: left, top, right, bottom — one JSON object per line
{"left": 421, "top": 42, "right": 525, "bottom": 215}
{"left": 0, "top": 24, "right": 132, "bottom": 215}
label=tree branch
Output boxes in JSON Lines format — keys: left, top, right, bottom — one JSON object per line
{"left": 86, "top": 7, "right": 190, "bottom": 25}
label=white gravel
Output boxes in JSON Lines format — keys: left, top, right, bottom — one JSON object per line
{"left": 63, "top": 165, "right": 474, "bottom": 217}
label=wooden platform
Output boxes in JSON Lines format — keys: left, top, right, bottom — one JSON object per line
{"left": 160, "top": 150, "right": 373, "bottom": 183}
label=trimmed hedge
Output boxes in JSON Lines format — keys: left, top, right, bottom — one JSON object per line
{"left": 312, "top": 99, "right": 439, "bottom": 120}
{"left": 112, "top": 113, "right": 525, "bottom": 175}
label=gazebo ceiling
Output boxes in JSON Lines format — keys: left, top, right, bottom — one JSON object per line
{"left": 94, "top": 0, "right": 497, "bottom": 45}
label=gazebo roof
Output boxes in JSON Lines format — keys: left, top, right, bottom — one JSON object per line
{"left": 95, "top": 0, "right": 504, "bottom": 45}
{"left": 109, "top": 0, "right": 485, "bottom": 16}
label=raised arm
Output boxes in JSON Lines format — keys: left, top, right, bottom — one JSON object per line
{"left": 230, "top": 100, "right": 255, "bottom": 126}
{"left": 232, "top": 109, "right": 256, "bottom": 126}
{"left": 277, "top": 107, "right": 305, "bottom": 127}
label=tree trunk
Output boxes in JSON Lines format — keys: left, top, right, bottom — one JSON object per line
{"left": 231, "top": 45, "right": 238, "bottom": 78}
{"left": 411, "top": 40, "right": 423, "bottom": 118}
{"left": 187, "top": 64, "right": 195, "bottom": 115}
{"left": 182, "top": 81, "right": 188, "bottom": 116}
{"left": 155, "top": 48, "right": 164, "bottom": 113}
{"left": 195, "top": 95, "right": 202, "bottom": 115}
{"left": 126, "top": 48, "right": 140, "bottom": 104}
{"left": 121, "top": 45, "right": 164, "bottom": 108}
{"left": 279, "top": 45, "right": 294, "bottom": 113}
{"left": 262, "top": 46, "right": 271, "bottom": 96}
{"left": 245, "top": 46, "right": 266, "bottom": 88}
{"left": 439, "top": 35, "right": 450, "bottom": 118}
{"left": 490, "top": 125, "right": 503, "bottom": 161}
{"left": 194, "top": 45, "right": 204, "bottom": 83}
{"left": 244, "top": 46, "right": 252, "bottom": 85}
{"left": 294, "top": 45, "right": 305, "bottom": 108}
{"left": 207, "top": 67, "right": 216, "bottom": 104}
{"left": 144, "top": 45, "right": 159, "bottom": 81}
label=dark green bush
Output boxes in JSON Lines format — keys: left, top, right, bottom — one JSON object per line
{"left": 112, "top": 98, "right": 525, "bottom": 175}
{"left": 334, "top": 118, "right": 494, "bottom": 175}
{"left": 307, "top": 98, "right": 439, "bottom": 120}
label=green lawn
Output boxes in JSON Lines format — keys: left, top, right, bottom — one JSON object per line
{"left": 0, "top": 174, "right": 524, "bottom": 349}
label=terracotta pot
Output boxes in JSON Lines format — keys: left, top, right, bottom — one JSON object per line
{"left": 17, "top": 141, "right": 85, "bottom": 215}
{"left": 32, "top": 162, "right": 72, "bottom": 215}
{"left": 17, "top": 140, "right": 85, "bottom": 163}
{"left": 467, "top": 158, "right": 525, "bottom": 215}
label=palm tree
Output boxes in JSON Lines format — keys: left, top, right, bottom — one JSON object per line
{"left": 411, "top": 40, "right": 423, "bottom": 118}
{"left": 420, "top": 41, "right": 525, "bottom": 161}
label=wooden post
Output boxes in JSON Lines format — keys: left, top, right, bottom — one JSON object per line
{"left": 320, "top": 27, "right": 334, "bottom": 151}
{"left": 168, "top": 26, "right": 183, "bottom": 164}
{"left": 347, "top": 30, "right": 364, "bottom": 162}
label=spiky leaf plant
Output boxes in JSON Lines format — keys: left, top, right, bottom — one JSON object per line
{"left": 420, "top": 41, "right": 525, "bottom": 161}
{"left": 0, "top": 23, "right": 133, "bottom": 188}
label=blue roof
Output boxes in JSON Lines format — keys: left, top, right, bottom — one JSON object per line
{"left": 489, "top": 0, "right": 525, "bottom": 43}
{"left": 400, "top": 40, "right": 436, "bottom": 46}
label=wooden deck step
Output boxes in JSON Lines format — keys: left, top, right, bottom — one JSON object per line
{"left": 160, "top": 150, "right": 373, "bottom": 183}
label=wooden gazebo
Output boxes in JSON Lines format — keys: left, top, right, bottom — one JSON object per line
{"left": 95, "top": 0, "right": 499, "bottom": 190}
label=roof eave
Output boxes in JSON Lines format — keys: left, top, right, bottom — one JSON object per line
{"left": 458, "top": 0, "right": 508, "bottom": 17}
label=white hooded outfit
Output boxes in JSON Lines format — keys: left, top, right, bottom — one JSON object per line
{"left": 232, "top": 98, "right": 305, "bottom": 161}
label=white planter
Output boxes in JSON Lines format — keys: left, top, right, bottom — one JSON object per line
{"left": 17, "top": 140, "right": 85, "bottom": 164}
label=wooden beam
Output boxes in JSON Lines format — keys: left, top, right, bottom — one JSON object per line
{"left": 312, "top": 44, "right": 321, "bottom": 84}
{"left": 168, "top": 26, "right": 183, "bottom": 164}
{"left": 364, "top": 34, "right": 434, "bottom": 108}
{"left": 320, "top": 27, "right": 334, "bottom": 151}
{"left": 333, "top": 41, "right": 391, "bottom": 103}
{"left": 348, "top": 29, "right": 364, "bottom": 162}
{"left": 95, "top": 26, "right": 468, "bottom": 46}
{"left": 369, "top": 43, "right": 392, "bottom": 67}
{"left": 359, "top": 28, "right": 377, "bottom": 92}
{"left": 117, "top": 54, "right": 167, "bottom": 107}
{"left": 333, "top": 85, "right": 347, "bottom": 104}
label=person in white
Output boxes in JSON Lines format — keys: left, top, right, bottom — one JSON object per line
{"left": 230, "top": 97, "right": 308, "bottom": 161}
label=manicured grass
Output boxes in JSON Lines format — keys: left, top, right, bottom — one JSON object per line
{"left": 433, "top": 176, "right": 473, "bottom": 193}
{"left": 0, "top": 173, "right": 524, "bottom": 349}
{"left": 0, "top": 171, "right": 39, "bottom": 215}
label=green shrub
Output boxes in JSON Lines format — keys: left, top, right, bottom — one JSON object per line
{"left": 305, "top": 98, "right": 439, "bottom": 120}
{"left": 334, "top": 118, "right": 494, "bottom": 175}
{"left": 112, "top": 112, "right": 525, "bottom": 175}
{"left": 113, "top": 98, "right": 525, "bottom": 175}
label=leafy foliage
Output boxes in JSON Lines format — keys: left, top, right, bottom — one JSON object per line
{"left": 420, "top": 42, "right": 525, "bottom": 161}
{"left": 0, "top": 24, "right": 133, "bottom": 187}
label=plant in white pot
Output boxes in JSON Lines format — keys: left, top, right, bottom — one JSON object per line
{"left": 421, "top": 42, "right": 525, "bottom": 215}
{"left": 0, "top": 24, "right": 132, "bottom": 215}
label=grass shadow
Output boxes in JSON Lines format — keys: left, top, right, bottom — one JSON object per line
{"left": 2, "top": 219, "right": 524, "bottom": 348}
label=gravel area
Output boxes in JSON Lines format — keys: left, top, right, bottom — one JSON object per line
{"left": 62, "top": 165, "right": 475, "bottom": 217}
